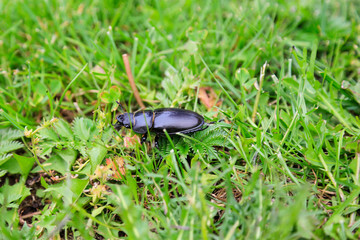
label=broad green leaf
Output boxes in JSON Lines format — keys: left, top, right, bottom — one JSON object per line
{"left": 1, "top": 157, "right": 22, "bottom": 174}
{"left": 161, "top": 67, "right": 181, "bottom": 100}
{"left": 48, "top": 78, "right": 62, "bottom": 95}
{"left": 13, "top": 154, "right": 36, "bottom": 179}
{"left": 235, "top": 68, "right": 250, "bottom": 84}
{"left": 69, "top": 178, "right": 89, "bottom": 201}
{"left": 88, "top": 143, "right": 107, "bottom": 174}
{"left": 107, "top": 184, "right": 150, "bottom": 239}
{"left": 100, "top": 85, "right": 121, "bottom": 104}
{"left": 55, "top": 148, "right": 77, "bottom": 168}
{"left": 33, "top": 155, "right": 67, "bottom": 175}
{"left": 43, "top": 177, "right": 88, "bottom": 205}
{"left": 92, "top": 206, "right": 107, "bottom": 217}
{"left": 35, "top": 148, "right": 76, "bottom": 175}
{"left": 0, "top": 181, "right": 30, "bottom": 208}
{"left": 304, "top": 147, "right": 335, "bottom": 167}
{"left": 97, "top": 224, "right": 119, "bottom": 239}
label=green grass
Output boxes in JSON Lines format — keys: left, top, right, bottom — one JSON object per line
{"left": 1, "top": 0, "right": 360, "bottom": 239}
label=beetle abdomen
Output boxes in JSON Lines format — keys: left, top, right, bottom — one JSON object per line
{"left": 152, "top": 108, "right": 204, "bottom": 134}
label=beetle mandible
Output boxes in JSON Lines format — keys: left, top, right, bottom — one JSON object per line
{"left": 114, "top": 102, "right": 209, "bottom": 146}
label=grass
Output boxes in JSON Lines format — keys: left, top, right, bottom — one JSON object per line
{"left": 1, "top": 0, "right": 360, "bottom": 239}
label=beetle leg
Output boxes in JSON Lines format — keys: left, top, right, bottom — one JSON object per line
{"left": 141, "top": 133, "right": 148, "bottom": 144}
{"left": 113, "top": 121, "right": 122, "bottom": 131}
{"left": 155, "top": 135, "right": 159, "bottom": 149}
{"left": 208, "top": 119, "right": 224, "bottom": 124}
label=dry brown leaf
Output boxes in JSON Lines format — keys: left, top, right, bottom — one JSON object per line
{"left": 198, "top": 87, "right": 222, "bottom": 115}
{"left": 124, "top": 135, "right": 141, "bottom": 148}
{"left": 106, "top": 157, "right": 126, "bottom": 181}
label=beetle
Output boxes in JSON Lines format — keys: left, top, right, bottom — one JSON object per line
{"left": 114, "top": 102, "right": 209, "bottom": 146}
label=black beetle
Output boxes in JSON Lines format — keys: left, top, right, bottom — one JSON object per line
{"left": 114, "top": 102, "right": 209, "bottom": 146}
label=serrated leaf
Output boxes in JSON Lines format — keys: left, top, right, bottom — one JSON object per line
{"left": 39, "top": 128, "right": 59, "bottom": 141}
{"left": 73, "top": 141, "right": 88, "bottom": 157}
{"left": 37, "top": 141, "right": 56, "bottom": 157}
{"left": 0, "top": 153, "right": 12, "bottom": 166}
{"left": 187, "top": 123, "right": 230, "bottom": 159}
{"left": 0, "top": 140, "right": 24, "bottom": 155}
{"left": 72, "top": 117, "right": 96, "bottom": 142}
{"left": 157, "top": 135, "right": 183, "bottom": 158}
{"left": 101, "top": 127, "right": 114, "bottom": 143}
{"left": 0, "top": 128, "right": 23, "bottom": 141}
{"left": 177, "top": 140, "right": 190, "bottom": 156}
{"left": 157, "top": 123, "right": 230, "bottom": 160}
{"left": 0, "top": 170, "right": 6, "bottom": 177}
{"left": 19, "top": 223, "right": 37, "bottom": 239}
{"left": 54, "top": 119, "right": 74, "bottom": 140}
{"left": 0, "top": 181, "right": 31, "bottom": 208}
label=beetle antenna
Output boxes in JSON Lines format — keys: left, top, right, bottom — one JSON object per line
{"left": 116, "top": 101, "right": 125, "bottom": 113}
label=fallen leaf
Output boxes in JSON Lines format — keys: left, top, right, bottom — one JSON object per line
{"left": 124, "top": 135, "right": 141, "bottom": 148}
{"left": 198, "top": 87, "right": 222, "bottom": 112}
{"left": 106, "top": 157, "right": 126, "bottom": 181}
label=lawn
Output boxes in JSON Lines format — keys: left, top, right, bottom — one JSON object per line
{"left": 1, "top": 0, "right": 360, "bottom": 239}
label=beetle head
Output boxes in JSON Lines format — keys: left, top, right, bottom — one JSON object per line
{"left": 114, "top": 113, "right": 132, "bottom": 130}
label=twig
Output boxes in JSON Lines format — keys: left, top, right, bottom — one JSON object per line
{"left": 21, "top": 211, "right": 42, "bottom": 219}
{"left": 122, "top": 54, "right": 145, "bottom": 109}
